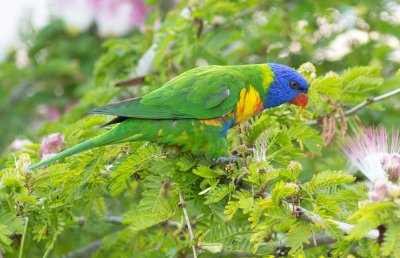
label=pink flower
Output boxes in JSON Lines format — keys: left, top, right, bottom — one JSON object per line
{"left": 341, "top": 127, "right": 400, "bottom": 182}
{"left": 40, "top": 133, "right": 65, "bottom": 160}
{"left": 368, "top": 180, "right": 398, "bottom": 202}
{"left": 37, "top": 105, "right": 61, "bottom": 121}
{"left": 91, "top": 0, "right": 150, "bottom": 35}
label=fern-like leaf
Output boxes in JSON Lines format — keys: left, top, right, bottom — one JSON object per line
{"left": 303, "top": 170, "right": 355, "bottom": 194}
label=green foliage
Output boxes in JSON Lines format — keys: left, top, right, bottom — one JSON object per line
{"left": 381, "top": 225, "right": 400, "bottom": 257}
{"left": 304, "top": 170, "right": 355, "bottom": 194}
{"left": 0, "top": 212, "right": 24, "bottom": 253}
{"left": 201, "top": 221, "right": 252, "bottom": 253}
{"left": 123, "top": 175, "right": 179, "bottom": 233}
{"left": 1, "top": 0, "right": 400, "bottom": 257}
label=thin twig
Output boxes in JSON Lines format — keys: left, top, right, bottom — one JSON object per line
{"left": 306, "top": 87, "right": 400, "bottom": 126}
{"left": 19, "top": 217, "right": 29, "bottom": 258}
{"left": 179, "top": 192, "right": 198, "bottom": 258}
{"left": 75, "top": 215, "right": 123, "bottom": 225}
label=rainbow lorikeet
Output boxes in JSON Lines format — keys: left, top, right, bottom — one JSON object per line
{"left": 29, "top": 63, "right": 308, "bottom": 169}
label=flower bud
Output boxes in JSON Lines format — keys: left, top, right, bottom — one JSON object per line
{"left": 298, "top": 62, "right": 316, "bottom": 80}
{"left": 380, "top": 153, "right": 400, "bottom": 183}
{"left": 287, "top": 161, "right": 302, "bottom": 173}
{"left": 285, "top": 182, "right": 300, "bottom": 192}
{"left": 237, "top": 144, "right": 248, "bottom": 155}
{"left": 368, "top": 179, "right": 400, "bottom": 202}
{"left": 40, "top": 133, "right": 65, "bottom": 160}
{"left": 368, "top": 180, "right": 391, "bottom": 202}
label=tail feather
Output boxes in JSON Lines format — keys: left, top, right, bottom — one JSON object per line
{"left": 29, "top": 122, "right": 136, "bottom": 170}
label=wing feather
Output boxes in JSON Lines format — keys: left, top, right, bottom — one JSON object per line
{"left": 88, "top": 66, "right": 247, "bottom": 119}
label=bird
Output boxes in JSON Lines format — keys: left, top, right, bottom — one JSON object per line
{"left": 29, "top": 63, "right": 309, "bottom": 169}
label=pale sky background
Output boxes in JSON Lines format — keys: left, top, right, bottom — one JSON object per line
{"left": 0, "top": 0, "right": 49, "bottom": 60}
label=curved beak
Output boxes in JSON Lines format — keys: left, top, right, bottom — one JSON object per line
{"left": 290, "top": 93, "right": 308, "bottom": 109}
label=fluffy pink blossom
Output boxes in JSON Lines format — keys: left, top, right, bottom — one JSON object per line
{"left": 40, "top": 133, "right": 65, "bottom": 160}
{"left": 341, "top": 127, "right": 400, "bottom": 182}
{"left": 342, "top": 127, "right": 400, "bottom": 203}
{"left": 52, "top": 0, "right": 151, "bottom": 36}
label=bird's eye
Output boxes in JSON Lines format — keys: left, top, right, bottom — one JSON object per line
{"left": 290, "top": 80, "right": 299, "bottom": 90}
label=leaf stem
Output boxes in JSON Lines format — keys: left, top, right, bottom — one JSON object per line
{"left": 179, "top": 192, "right": 198, "bottom": 258}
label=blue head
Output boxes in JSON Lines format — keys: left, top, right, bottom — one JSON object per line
{"left": 264, "top": 63, "right": 309, "bottom": 108}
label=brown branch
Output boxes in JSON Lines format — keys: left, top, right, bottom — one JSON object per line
{"left": 306, "top": 88, "right": 400, "bottom": 126}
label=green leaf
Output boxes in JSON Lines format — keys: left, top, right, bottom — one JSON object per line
{"left": 192, "top": 166, "right": 224, "bottom": 178}
{"left": 224, "top": 201, "right": 240, "bottom": 220}
{"left": 203, "top": 221, "right": 253, "bottom": 252}
{"left": 304, "top": 170, "right": 355, "bottom": 194}
{"left": 204, "top": 184, "right": 235, "bottom": 205}
{"left": 0, "top": 211, "right": 24, "bottom": 253}
{"left": 286, "top": 221, "right": 311, "bottom": 256}
{"left": 348, "top": 201, "right": 394, "bottom": 240}
{"left": 109, "top": 144, "right": 162, "bottom": 192}
{"left": 123, "top": 175, "right": 179, "bottom": 233}
{"left": 379, "top": 224, "right": 400, "bottom": 256}
{"left": 271, "top": 181, "right": 299, "bottom": 204}
{"left": 315, "top": 194, "right": 340, "bottom": 214}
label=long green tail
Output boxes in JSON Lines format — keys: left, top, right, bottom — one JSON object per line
{"left": 29, "top": 121, "right": 140, "bottom": 170}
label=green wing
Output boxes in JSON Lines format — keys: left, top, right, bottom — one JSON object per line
{"left": 89, "top": 66, "right": 247, "bottom": 119}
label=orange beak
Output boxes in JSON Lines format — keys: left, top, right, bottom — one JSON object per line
{"left": 290, "top": 93, "right": 308, "bottom": 109}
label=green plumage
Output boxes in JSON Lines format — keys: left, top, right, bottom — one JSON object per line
{"left": 89, "top": 65, "right": 264, "bottom": 119}
{"left": 29, "top": 64, "right": 279, "bottom": 170}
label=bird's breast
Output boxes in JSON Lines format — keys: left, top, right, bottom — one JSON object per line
{"left": 234, "top": 84, "right": 263, "bottom": 124}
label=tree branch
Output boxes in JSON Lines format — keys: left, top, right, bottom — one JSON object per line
{"left": 306, "top": 88, "right": 400, "bottom": 126}
{"left": 179, "top": 192, "right": 198, "bottom": 258}
{"left": 292, "top": 205, "right": 379, "bottom": 240}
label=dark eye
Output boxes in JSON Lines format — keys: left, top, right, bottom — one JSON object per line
{"left": 290, "top": 80, "right": 299, "bottom": 90}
